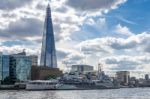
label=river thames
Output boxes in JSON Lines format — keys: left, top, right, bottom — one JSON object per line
{"left": 0, "top": 88, "right": 150, "bottom": 99}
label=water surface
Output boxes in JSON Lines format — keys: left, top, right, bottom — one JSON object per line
{"left": 0, "top": 88, "right": 150, "bottom": 99}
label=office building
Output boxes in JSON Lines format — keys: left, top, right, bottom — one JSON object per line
{"left": 116, "top": 71, "right": 130, "bottom": 85}
{"left": 145, "top": 74, "right": 149, "bottom": 81}
{"left": 71, "top": 65, "right": 94, "bottom": 73}
{"left": 0, "top": 51, "right": 32, "bottom": 84}
{"left": 10, "top": 54, "right": 32, "bottom": 82}
{"left": 0, "top": 55, "right": 10, "bottom": 81}
{"left": 40, "top": 4, "right": 57, "bottom": 68}
{"left": 29, "top": 55, "right": 38, "bottom": 66}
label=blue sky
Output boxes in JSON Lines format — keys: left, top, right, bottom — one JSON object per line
{"left": 107, "top": 0, "right": 150, "bottom": 33}
{"left": 82, "top": 0, "right": 150, "bottom": 38}
{"left": 0, "top": 0, "right": 150, "bottom": 73}
{"left": 71, "top": 0, "right": 150, "bottom": 42}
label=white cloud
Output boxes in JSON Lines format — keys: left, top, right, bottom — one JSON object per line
{"left": 101, "top": 55, "right": 150, "bottom": 71}
{"left": 116, "top": 16, "right": 137, "bottom": 25}
{"left": 115, "top": 24, "right": 134, "bottom": 37}
{"left": 62, "top": 52, "right": 84, "bottom": 65}
{"left": 75, "top": 32, "right": 150, "bottom": 71}
{"left": 0, "top": 0, "right": 128, "bottom": 43}
{"left": 66, "top": 0, "right": 127, "bottom": 14}
{"left": 0, "top": 45, "right": 40, "bottom": 55}
{"left": 0, "top": 0, "right": 34, "bottom": 10}
{"left": 78, "top": 32, "right": 150, "bottom": 52}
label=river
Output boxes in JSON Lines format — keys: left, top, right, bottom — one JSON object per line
{"left": 0, "top": 88, "right": 150, "bottom": 99}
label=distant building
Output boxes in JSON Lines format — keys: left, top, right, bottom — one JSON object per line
{"left": 145, "top": 74, "right": 149, "bottom": 81}
{"left": 29, "top": 55, "right": 38, "bottom": 66}
{"left": 116, "top": 71, "right": 130, "bottom": 85}
{"left": 71, "top": 65, "right": 94, "bottom": 73}
{"left": 129, "top": 77, "right": 138, "bottom": 87}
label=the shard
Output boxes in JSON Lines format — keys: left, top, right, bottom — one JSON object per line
{"left": 40, "top": 4, "right": 57, "bottom": 68}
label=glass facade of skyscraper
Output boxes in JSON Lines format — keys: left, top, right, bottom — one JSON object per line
{"left": 40, "top": 4, "right": 57, "bottom": 68}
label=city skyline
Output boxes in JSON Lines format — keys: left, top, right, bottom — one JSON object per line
{"left": 0, "top": 0, "right": 150, "bottom": 72}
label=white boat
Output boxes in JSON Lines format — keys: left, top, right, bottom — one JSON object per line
{"left": 26, "top": 80, "right": 59, "bottom": 90}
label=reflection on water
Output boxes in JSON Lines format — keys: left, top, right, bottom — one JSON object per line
{"left": 0, "top": 88, "right": 150, "bottom": 99}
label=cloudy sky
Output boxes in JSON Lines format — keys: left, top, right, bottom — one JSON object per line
{"left": 0, "top": 0, "right": 150, "bottom": 73}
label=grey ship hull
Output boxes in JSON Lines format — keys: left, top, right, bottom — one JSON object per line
{"left": 56, "top": 83, "right": 118, "bottom": 90}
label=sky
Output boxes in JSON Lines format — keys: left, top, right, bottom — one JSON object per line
{"left": 0, "top": 0, "right": 150, "bottom": 73}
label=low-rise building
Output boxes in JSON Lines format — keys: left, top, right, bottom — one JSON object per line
{"left": 145, "top": 74, "right": 149, "bottom": 81}
{"left": 116, "top": 71, "right": 130, "bottom": 86}
{"left": 31, "top": 66, "right": 62, "bottom": 80}
{"left": 71, "top": 64, "right": 94, "bottom": 73}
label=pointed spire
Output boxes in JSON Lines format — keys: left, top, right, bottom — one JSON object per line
{"left": 47, "top": 3, "right": 50, "bottom": 10}
{"left": 47, "top": 0, "right": 51, "bottom": 9}
{"left": 47, "top": 3, "right": 50, "bottom": 8}
{"left": 46, "top": 3, "right": 52, "bottom": 18}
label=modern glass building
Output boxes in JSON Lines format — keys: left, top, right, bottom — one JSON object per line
{"left": 10, "top": 55, "right": 32, "bottom": 82}
{"left": 0, "top": 51, "right": 32, "bottom": 84}
{"left": 40, "top": 4, "right": 57, "bottom": 68}
{"left": 9, "top": 56, "right": 16, "bottom": 83}
{"left": 0, "top": 54, "right": 10, "bottom": 84}
{"left": 2, "top": 55, "right": 10, "bottom": 81}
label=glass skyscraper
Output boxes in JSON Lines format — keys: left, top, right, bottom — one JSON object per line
{"left": 40, "top": 4, "right": 57, "bottom": 68}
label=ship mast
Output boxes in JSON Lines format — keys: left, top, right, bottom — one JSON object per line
{"left": 97, "top": 62, "right": 103, "bottom": 80}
